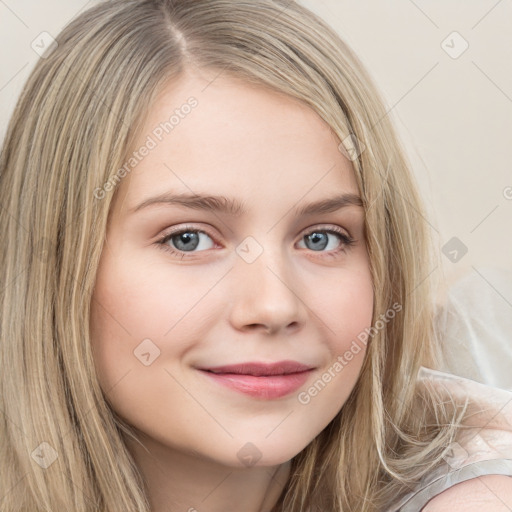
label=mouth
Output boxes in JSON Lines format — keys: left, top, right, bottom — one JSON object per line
{"left": 199, "top": 360, "right": 314, "bottom": 376}
{"left": 196, "top": 360, "right": 315, "bottom": 399}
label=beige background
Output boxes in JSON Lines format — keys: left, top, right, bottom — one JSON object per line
{"left": 1, "top": 1, "right": 511, "bottom": 379}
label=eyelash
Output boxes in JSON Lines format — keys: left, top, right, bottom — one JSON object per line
{"left": 155, "top": 224, "right": 356, "bottom": 260}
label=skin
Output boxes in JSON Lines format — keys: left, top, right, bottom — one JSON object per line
{"left": 422, "top": 475, "right": 512, "bottom": 511}
{"left": 89, "top": 67, "right": 374, "bottom": 512}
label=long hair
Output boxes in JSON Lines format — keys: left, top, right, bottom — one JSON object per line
{"left": 0, "top": 1, "right": 464, "bottom": 510}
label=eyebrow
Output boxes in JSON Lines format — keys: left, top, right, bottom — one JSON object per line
{"left": 129, "top": 192, "right": 363, "bottom": 216}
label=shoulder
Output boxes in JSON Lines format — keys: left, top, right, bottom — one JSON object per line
{"left": 421, "top": 475, "right": 512, "bottom": 511}
{"left": 406, "top": 369, "right": 512, "bottom": 512}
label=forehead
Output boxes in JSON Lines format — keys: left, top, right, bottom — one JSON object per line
{"left": 113, "top": 69, "right": 360, "bottom": 217}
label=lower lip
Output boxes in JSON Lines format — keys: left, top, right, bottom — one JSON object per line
{"left": 199, "top": 370, "right": 312, "bottom": 399}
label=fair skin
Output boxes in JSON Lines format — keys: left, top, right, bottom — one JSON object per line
{"left": 422, "top": 475, "right": 512, "bottom": 511}
{"left": 89, "top": 68, "right": 374, "bottom": 512}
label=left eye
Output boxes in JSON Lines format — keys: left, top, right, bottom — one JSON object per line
{"left": 298, "top": 229, "right": 352, "bottom": 252}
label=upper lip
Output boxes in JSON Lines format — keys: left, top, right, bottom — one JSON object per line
{"left": 198, "top": 360, "right": 314, "bottom": 376}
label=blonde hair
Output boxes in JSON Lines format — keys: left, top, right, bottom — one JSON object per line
{"left": 0, "top": 1, "right": 465, "bottom": 510}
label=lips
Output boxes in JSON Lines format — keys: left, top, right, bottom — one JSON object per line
{"left": 200, "top": 361, "right": 313, "bottom": 376}
{"left": 197, "top": 360, "right": 314, "bottom": 399}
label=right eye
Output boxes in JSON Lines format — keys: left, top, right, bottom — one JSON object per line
{"left": 156, "top": 225, "right": 217, "bottom": 258}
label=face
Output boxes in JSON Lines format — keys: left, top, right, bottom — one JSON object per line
{"left": 90, "top": 68, "right": 374, "bottom": 468}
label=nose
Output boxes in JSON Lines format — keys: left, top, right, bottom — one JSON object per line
{"left": 228, "top": 246, "right": 307, "bottom": 335}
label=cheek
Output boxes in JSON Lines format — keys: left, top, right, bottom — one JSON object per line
{"left": 318, "top": 266, "right": 374, "bottom": 346}
{"left": 299, "top": 267, "right": 373, "bottom": 416}
{"left": 89, "top": 253, "right": 164, "bottom": 391}
{"left": 90, "top": 250, "right": 207, "bottom": 343}
{"left": 88, "top": 268, "right": 186, "bottom": 427}
{"left": 88, "top": 252, "right": 224, "bottom": 389}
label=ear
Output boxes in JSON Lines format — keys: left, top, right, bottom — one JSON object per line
{"left": 422, "top": 475, "right": 512, "bottom": 511}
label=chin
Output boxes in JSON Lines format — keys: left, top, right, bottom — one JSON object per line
{"left": 223, "top": 438, "right": 311, "bottom": 470}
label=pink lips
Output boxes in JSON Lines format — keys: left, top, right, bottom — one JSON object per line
{"left": 197, "top": 361, "right": 314, "bottom": 399}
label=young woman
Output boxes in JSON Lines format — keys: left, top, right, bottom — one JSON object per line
{"left": 1, "top": 1, "right": 511, "bottom": 511}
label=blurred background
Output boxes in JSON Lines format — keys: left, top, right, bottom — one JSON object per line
{"left": 1, "top": 0, "right": 511, "bottom": 388}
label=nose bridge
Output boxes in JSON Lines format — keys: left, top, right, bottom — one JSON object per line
{"left": 228, "top": 235, "right": 305, "bottom": 333}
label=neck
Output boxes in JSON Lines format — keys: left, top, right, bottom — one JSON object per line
{"left": 123, "top": 431, "right": 291, "bottom": 512}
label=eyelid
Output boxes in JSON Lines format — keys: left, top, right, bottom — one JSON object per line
{"left": 159, "top": 223, "right": 216, "bottom": 240}
{"left": 301, "top": 223, "right": 353, "bottom": 239}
